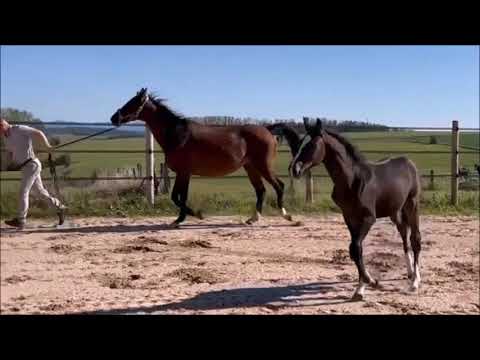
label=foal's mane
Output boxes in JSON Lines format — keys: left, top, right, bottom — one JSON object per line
{"left": 324, "top": 129, "right": 367, "bottom": 164}
{"left": 323, "top": 129, "right": 372, "bottom": 197}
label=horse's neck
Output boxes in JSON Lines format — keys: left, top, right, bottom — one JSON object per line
{"left": 143, "top": 107, "right": 186, "bottom": 152}
{"left": 322, "top": 136, "right": 355, "bottom": 190}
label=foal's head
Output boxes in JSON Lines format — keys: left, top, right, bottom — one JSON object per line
{"left": 110, "top": 88, "right": 151, "bottom": 126}
{"left": 290, "top": 118, "right": 327, "bottom": 178}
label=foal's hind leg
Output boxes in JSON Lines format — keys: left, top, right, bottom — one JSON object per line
{"left": 403, "top": 197, "right": 422, "bottom": 291}
{"left": 391, "top": 212, "right": 414, "bottom": 280}
{"left": 244, "top": 164, "right": 266, "bottom": 224}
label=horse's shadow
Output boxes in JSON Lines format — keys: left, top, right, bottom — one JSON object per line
{"left": 83, "top": 279, "right": 406, "bottom": 315}
{"left": 2, "top": 222, "right": 297, "bottom": 235}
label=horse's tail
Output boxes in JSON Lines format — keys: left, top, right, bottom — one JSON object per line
{"left": 266, "top": 123, "right": 302, "bottom": 157}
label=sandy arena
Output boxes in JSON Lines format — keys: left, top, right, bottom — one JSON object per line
{"left": 1, "top": 215, "right": 479, "bottom": 314}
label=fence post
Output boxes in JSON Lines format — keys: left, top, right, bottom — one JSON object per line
{"left": 145, "top": 125, "right": 155, "bottom": 206}
{"left": 305, "top": 170, "right": 313, "bottom": 203}
{"left": 451, "top": 120, "right": 459, "bottom": 206}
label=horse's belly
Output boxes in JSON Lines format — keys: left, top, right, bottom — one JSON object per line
{"left": 191, "top": 163, "right": 244, "bottom": 177}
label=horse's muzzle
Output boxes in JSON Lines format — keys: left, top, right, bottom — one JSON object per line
{"left": 110, "top": 112, "right": 121, "bottom": 127}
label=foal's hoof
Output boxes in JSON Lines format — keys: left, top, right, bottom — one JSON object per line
{"left": 351, "top": 293, "right": 365, "bottom": 302}
{"left": 407, "top": 284, "right": 419, "bottom": 293}
{"left": 195, "top": 211, "right": 204, "bottom": 220}
{"left": 371, "top": 279, "right": 381, "bottom": 289}
{"left": 283, "top": 214, "right": 293, "bottom": 222}
{"left": 167, "top": 222, "right": 180, "bottom": 229}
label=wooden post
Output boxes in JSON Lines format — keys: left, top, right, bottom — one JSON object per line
{"left": 429, "top": 169, "right": 435, "bottom": 190}
{"left": 451, "top": 120, "right": 459, "bottom": 206}
{"left": 305, "top": 170, "right": 313, "bottom": 203}
{"left": 145, "top": 125, "right": 155, "bottom": 206}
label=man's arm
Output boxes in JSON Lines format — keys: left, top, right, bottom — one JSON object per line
{"left": 21, "top": 126, "right": 54, "bottom": 153}
{"left": 32, "top": 129, "right": 54, "bottom": 152}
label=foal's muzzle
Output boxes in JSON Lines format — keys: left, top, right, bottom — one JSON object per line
{"left": 291, "top": 161, "right": 304, "bottom": 179}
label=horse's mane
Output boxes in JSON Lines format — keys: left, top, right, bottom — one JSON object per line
{"left": 147, "top": 94, "right": 190, "bottom": 151}
{"left": 324, "top": 129, "right": 366, "bottom": 164}
{"left": 148, "top": 94, "right": 189, "bottom": 125}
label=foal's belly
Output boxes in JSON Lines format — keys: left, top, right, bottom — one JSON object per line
{"left": 375, "top": 193, "right": 408, "bottom": 218}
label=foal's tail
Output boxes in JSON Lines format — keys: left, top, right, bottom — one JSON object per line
{"left": 266, "top": 123, "right": 302, "bottom": 157}
{"left": 407, "top": 158, "right": 422, "bottom": 202}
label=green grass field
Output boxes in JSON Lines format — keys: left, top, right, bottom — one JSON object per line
{"left": 1, "top": 130, "right": 479, "bottom": 218}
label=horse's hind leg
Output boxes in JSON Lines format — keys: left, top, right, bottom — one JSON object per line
{"left": 262, "top": 172, "right": 294, "bottom": 222}
{"left": 391, "top": 212, "right": 414, "bottom": 280}
{"left": 244, "top": 164, "right": 266, "bottom": 224}
{"left": 404, "top": 196, "right": 422, "bottom": 291}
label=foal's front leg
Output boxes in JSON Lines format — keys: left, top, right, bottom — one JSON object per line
{"left": 347, "top": 215, "right": 379, "bottom": 301}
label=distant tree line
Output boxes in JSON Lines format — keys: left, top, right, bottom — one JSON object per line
{"left": 190, "top": 116, "right": 389, "bottom": 133}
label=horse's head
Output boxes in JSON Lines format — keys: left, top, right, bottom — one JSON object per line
{"left": 290, "top": 118, "right": 326, "bottom": 179}
{"left": 111, "top": 88, "right": 150, "bottom": 126}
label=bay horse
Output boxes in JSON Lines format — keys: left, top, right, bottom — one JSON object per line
{"left": 289, "top": 118, "right": 422, "bottom": 301}
{"left": 110, "top": 88, "right": 297, "bottom": 227}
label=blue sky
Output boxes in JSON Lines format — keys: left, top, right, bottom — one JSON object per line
{"left": 1, "top": 45, "right": 478, "bottom": 128}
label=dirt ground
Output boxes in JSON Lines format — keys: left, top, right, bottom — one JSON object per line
{"left": 1, "top": 214, "right": 479, "bottom": 315}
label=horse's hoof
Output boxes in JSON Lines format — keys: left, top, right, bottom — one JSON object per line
{"left": 196, "top": 211, "right": 204, "bottom": 220}
{"left": 292, "top": 221, "right": 304, "bottom": 227}
{"left": 351, "top": 292, "right": 365, "bottom": 302}
{"left": 371, "top": 279, "right": 381, "bottom": 289}
{"left": 283, "top": 214, "right": 293, "bottom": 222}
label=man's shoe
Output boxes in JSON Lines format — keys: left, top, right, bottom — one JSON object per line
{"left": 4, "top": 218, "right": 26, "bottom": 229}
{"left": 57, "top": 204, "right": 67, "bottom": 226}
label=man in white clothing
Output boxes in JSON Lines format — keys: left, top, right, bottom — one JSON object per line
{"left": 1, "top": 118, "right": 66, "bottom": 229}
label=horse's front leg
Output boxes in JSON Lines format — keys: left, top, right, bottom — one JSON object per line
{"left": 169, "top": 174, "right": 202, "bottom": 228}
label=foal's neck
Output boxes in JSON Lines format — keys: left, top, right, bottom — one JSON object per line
{"left": 322, "top": 135, "right": 356, "bottom": 189}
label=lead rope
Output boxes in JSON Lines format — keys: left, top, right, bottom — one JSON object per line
{"left": 46, "top": 126, "right": 120, "bottom": 225}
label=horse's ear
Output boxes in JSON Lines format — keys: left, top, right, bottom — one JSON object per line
{"left": 316, "top": 118, "right": 324, "bottom": 137}
{"left": 139, "top": 88, "right": 148, "bottom": 101}
{"left": 303, "top": 117, "right": 312, "bottom": 135}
